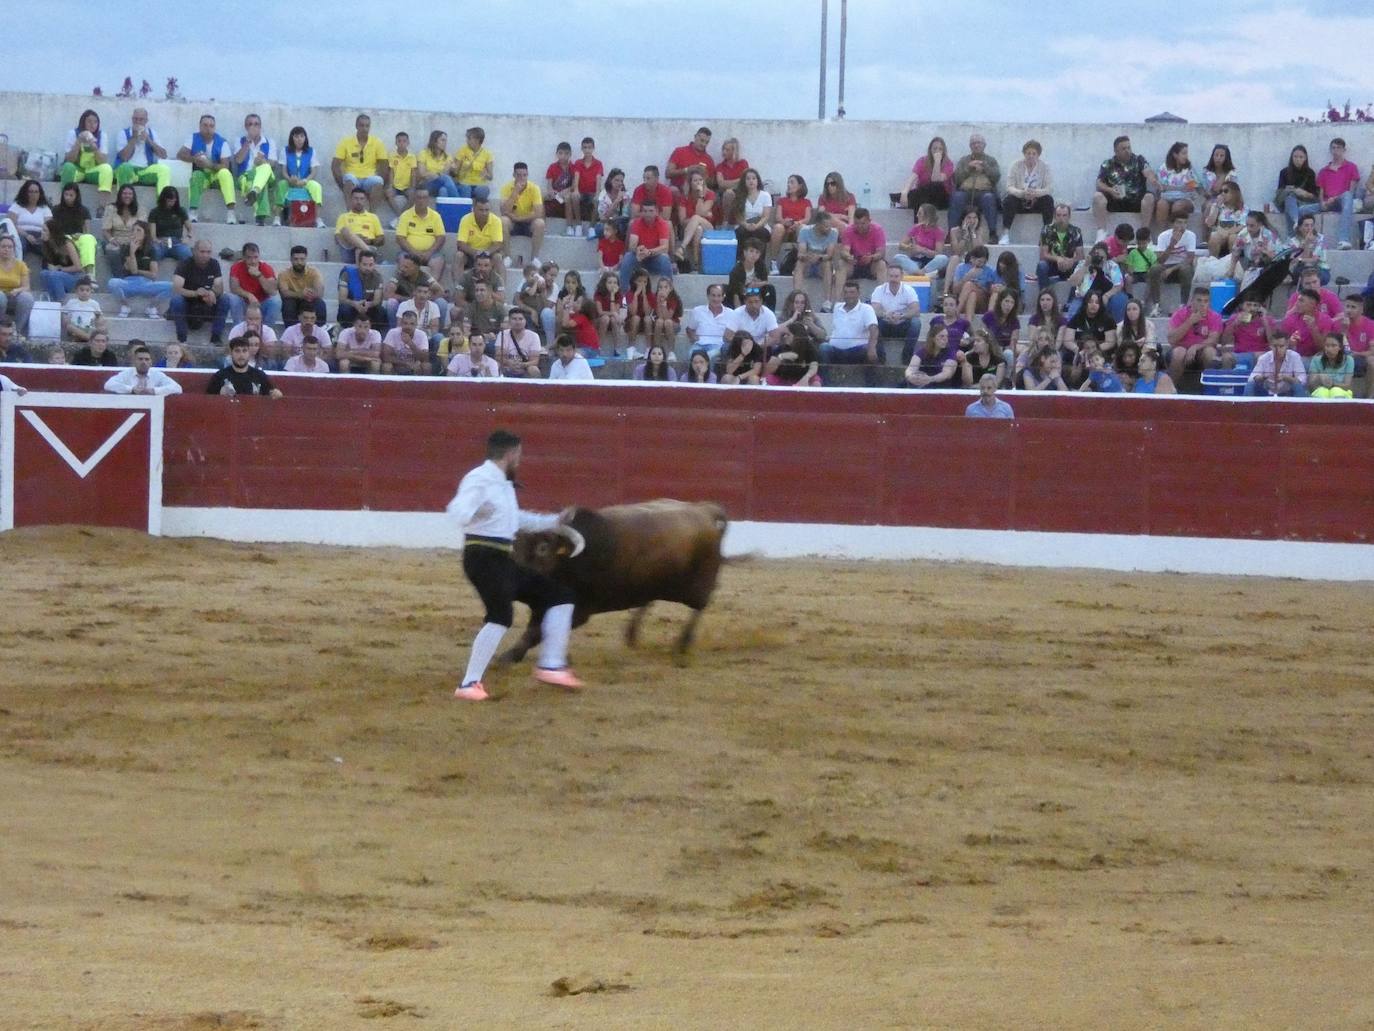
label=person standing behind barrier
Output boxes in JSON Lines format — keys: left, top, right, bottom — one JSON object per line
{"left": 965, "top": 374, "right": 1014, "bottom": 417}
{"left": 177, "top": 114, "right": 238, "bottom": 224}
{"left": 103, "top": 342, "right": 183, "bottom": 395}
{"left": 446, "top": 429, "right": 585, "bottom": 701}
{"left": 59, "top": 109, "right": 114, "bottom": 215}
{"left": 207, "top": 337, "right": 283, "bottom": 397}
{"left": 113, "top": 108, "right": 171, "bottom": 196}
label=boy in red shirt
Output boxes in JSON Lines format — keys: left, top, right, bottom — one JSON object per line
{"left": 1315, "top": 137, "right": 1361, "bottom": 248}
{"left": 545, "top": 142, "right": 578, "bottom": 234}
{"left": 571, "top": 136, "right": 604, "bottom": 237}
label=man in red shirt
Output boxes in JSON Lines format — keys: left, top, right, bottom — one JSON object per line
{"left": 1315, "top": 137, "right": 1361, "bottom": 248}
{"left": 1285, "top": 266, "right": 1342, "bottom": 319}
{"left": 1278, "top": 288, "right": 1334, "bottom": 357}
{"left": 838, "top": 209, "right": 888, "bottom": 283}
{"left": 226, "top": 241, "right": 281, "bottom": 327}
{"left": 665, "top": 127, "right": 716, "bottom": 195}
{"left": 1165, "top": 286, "right": 1223, "bottom": 381}
{"left": 617, "top": 198, "right": 675, "bottom": 292}
{"left": 1337, "top": 294, "right": 1374, "bottom": 394}
{"left": 630, "top": 165, "right": 675, "bottom": 219}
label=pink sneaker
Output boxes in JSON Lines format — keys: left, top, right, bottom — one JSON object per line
{"left": 453, "top": 682, "right": 489, "bottom": 701}
{"left": 534, "top": 667, "right": 583, "bottom": 690}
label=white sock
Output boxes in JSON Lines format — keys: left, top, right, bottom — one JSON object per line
{"left": 462, "top": 622, "right": 508, "bottom": 685}
{"left": 538, "top": 604, "right": 574, "bottom": 669}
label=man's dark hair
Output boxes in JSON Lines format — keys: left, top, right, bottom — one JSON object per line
{"left": 853, "top": 207, "right": 870, "bottom": 220}
{"left": 508, "top": 307, "right": 526, "bottom": 319}
{"left": 1192, "top": 286, "right": 1211, "bottom": 298}
{"left": 555, "top": 334, "right": 576, "bottom": 350}
{"left": 351, "top": 186, "right": 367, "bottom": 196}
{"left": 696, "top": 126, "right": 711, "bottom": 137}
{"left": 642, "top": 164, "right": 660, "bottom": 176}
{"left": 290, "top": 244, "right": 308, "bottom": 257}
{"left": 486, "top": 429, "right": 521, "bottom": 459}
{"left": 242, "top": 241, "right": 259, "bottom": 255}
{"left": 844, "top": 279, "right": 861, "bottom": 292}
{"left": 1300, "top": 287, "right": 1321, "bottom": 303}
{"left": 1113, "top": 135, "right": 1130, "bottom": 149}
{"left": 131, "top": 343, "right": 151, "bottom": 357}
{"left": 1331, "top": 137, "right": 1347, "bottom": 149}
{"left": 556, "top": 141, "right": 571, "bottom": 152}
{"left": 640, "top": 198, "right": 658, "bottom": 209}
{"left": 358, "top": 249, "right": 375, "bottom": 260}
{"left": 513, "top": 161, "right": 528, "bottom": 173}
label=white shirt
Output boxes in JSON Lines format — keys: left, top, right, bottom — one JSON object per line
{"left": 689, "top": 303, "right": 734, "bottom": 349}
{"left": 445, "top": 459, "right": 560, "bottom": 540}
{"left": 1155, "top": 228, "right": 1197, "bottom": 267}
{"left": 829, "top": 300, "right": 879, "bottom": 350}
{"left": 448, "top": 352, "right": 501, "bottom": 377}
{"left": 870, "top": 282, "right": 919, "bottom": 318}
{"left": 119, "top": 125, "right": 160, "bottom": 168}
{"left": 742, "top": 191, "right": 773, "bottom": 221}
{"left": 227, "top": 320, "right": 279, "bottom": 343}
{"left": 0, "top": 373, "right": 25, "bottom": 393}
{"left": 283, "top": 354, "right": 331, "bottom": 374}
{"left": 279, "top": 323, "right": 328, "bottom": 356}
{"left": 102, "top": 367, "right": 183, "bottom": 395}
{"left": 397, "top": 299, "right": 444, "bottom": 335}
{"left": 726, "top": 304, "right": 778, "bottom": 341}
{"left": 548, "top": 355, "right": 594, "bottom": 380}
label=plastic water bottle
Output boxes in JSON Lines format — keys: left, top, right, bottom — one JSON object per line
{"left": 862, "top": 180, "right": 872, "bottom": 209}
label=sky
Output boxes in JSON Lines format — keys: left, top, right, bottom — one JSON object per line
{"left": 3, "top": 0, "right": 1372, "bottom": 124}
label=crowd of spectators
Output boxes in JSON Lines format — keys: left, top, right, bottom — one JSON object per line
{"left": 3, "top": 109, "right": 1374, "bottom": 399}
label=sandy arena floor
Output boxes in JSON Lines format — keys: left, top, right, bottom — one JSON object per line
{"left": 0, "top": 528, "right": 1371, "bottom": 1030}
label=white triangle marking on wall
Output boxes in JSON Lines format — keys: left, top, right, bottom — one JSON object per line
{"left": 19, "top": 411, "right": 146, "bottom": 480}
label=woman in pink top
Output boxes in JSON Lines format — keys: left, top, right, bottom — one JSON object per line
{"left": 899, "top": 136, "right": 955, "bottom": 222}
{"left": 817, "top": 172, "right": 856, "bottom": 227}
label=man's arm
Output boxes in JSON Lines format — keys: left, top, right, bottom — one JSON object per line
{"left": 1166, "top": 316, "right": 1194, "bottom": 347}
{"left": 152, "top": 371, "right": 183, "bottom": 395}
{"left": 103, "top": 369, "right": 132, "bottom": 394}
{"left": 117, "top": 132, "right": 137, "bottom": 162}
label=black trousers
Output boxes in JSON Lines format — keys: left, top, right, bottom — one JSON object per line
{"left": 907, "top": 182, "right": 950, "bottom": 221}
{"left": 1001, "top": 194, "right": 1056, "bottom": 231}
{"left": 463, "top": 544, "right": 573, "bottom": 627}
{"left": 282, "top": 295, "right": 328, "bottom": 327}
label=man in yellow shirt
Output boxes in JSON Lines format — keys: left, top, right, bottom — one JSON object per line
{"left": 387, "top": 130, "right": 417, "bottom": 227}
{"left": 456, "top": 190, "right": 505, "bottom": 274}
{"left": 395, "top": 184, "right": 447, "bottom": 284}
{"left": 453, "top": 126, "right": 494, "bottom": 198}
{"left": 499, "top": 163, "right": 546, "bottom": 268}
{"left": 334, "top": 186, "right": 386, "bottom": 263}
{"left": 331, "top": 113, "right": 390, "bottom": 211}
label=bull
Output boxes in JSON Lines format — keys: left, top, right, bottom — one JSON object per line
{"left": 501, "top": 499, "right": 731, "bottom": 663}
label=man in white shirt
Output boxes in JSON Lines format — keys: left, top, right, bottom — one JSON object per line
{"left": 113, "top": 108, "right": 171, "bottom": 195}
{"left": 447, "top": 334, "right": 501, "bottom": 377}
{"left": 870, "top": 266, "right": 923, "bottom": 354}
{"left": 445, "top": 430, "right": 585, "bottom": 700}
{"left": 396, "top": 282, "right": 446, "bottom": 353}
{"left": 547, "top": 336, "right": 594, "bottom": 380}
{"left": 964, "top": 374, "right": 1014, "bottom": 418}
{"left": 336, "top": 312, "right": 382, "bottom": 374}
{"left": 686, "top": 283, "right": 734, "bottom": 357}
{"left": 1146, "top": 213, "right": 1197, "bottom": 316}
{"left": 102, "top": 343, "right": 183, "bottom": 395}
{"left": 278, "top": 308, "right": 331, "bottom": 367}
{"left": 722, "top": 288, "right": 779, "bottom": 349}
{"left": 821, "top": 279, "right": 882, "bottom": 382}
{"left": 0, "top": 373, "right": 28, "bottom": 394}
{"left": 491, "top": 308, "right": 542, "bottom": 378}
{"left": 283, "top": 337, "right": 332, "bottom": 374}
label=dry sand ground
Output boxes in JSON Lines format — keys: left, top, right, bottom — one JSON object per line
{"left": 0, "top": 527, "right": 1371, "bottom": 1030}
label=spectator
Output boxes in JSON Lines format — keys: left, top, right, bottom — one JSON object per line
{"left": 59, "top": 109, "right": 114, "bottom": 214}
{"left": 1167, "top": 286, "right": 1224, "bottom": 381}
{"left": 146, "top": 186, "right": 192, "bottom": 263}
{"left": 337, "top": 250, "right": 385, "bottom": 328}
{"left": 1034, "top": 202, "right": 1084, "bottom": 290}
{"left": 0, "top": 237, "right": 35, "bottom": 333}
{"left": 381, "top": 309, "right": 428, "bottom": 374}
{"left": 1018, "top": 346, "right": 1069, "bottom": 391}
{"left": 1157, "top": 141, "right": 1207, "bottom": 229}
{"left": 459, "top": 251, "right": 505, "bottom": 304}
{"left": 158, "top": 341, "right": 192, "bottom": 369}
{"left": 1279, "top": 287, "right": 1335, "bottom": 357}
{"left": 1227, "top": 210, "right": 1280, "bottom": 283}
{"left": 265, "top": 246, "right": 322, "bottom": 329}
{"left": 1336, "top": 295, "right": 1374, "bottom": 380}
{"left": 457, "top": 279, "right": 504, "bottom": 338}
{"left": 899, "top": 136, "right": 955, "bottom": 220}
{"left": 396, "top": 282, "right": 446, "bottom": 359}
{"left": 891, "top": 202, "right": 950, "bottom": 282}
{"left": 333, "top": 187, "right": 385, "bottom": 265}
{"left": 618, "top": 199, "right": 674, "bottom": 293}
{"left": 225, "top": 302, "right": 279, "bottom": 350}
{"left": 1092, "top": 135, "right": 1159, "bottom": 242}
{"left": 498, "top": 163, "right": 546, "bottom": 268}
{"left": 107, "top": 221, "right": 170, "bottom": 319}
{"left": 1359, "top": 166, "right": 1374, "bottom": 240}
{"left": 965, "top": 373, "right": 1014, "bottom": 417}
{"left": 1245, "top": 332, "right": 1307, "bottom": 397}
{"left": 1118, "top": 297, "right": 1157, "bottom": 355}
{"left": 417, "top": 130, "right": 459, "bottom": 199}
{"left": 821, "top": 280, "right": 881, "bottom": 375}
{"left": 596, "top": 219, "right": 626, "bottom": 274}
{"left": 794, "top": 210, "right": 840, "bottom": 311}
{"left": 448, "top": 332, "right": 501, "bottom": 377}
{"left": 230, "top": 113, "right": 281, "bottom": 227}
{"left": 686, "top": 282, "right": 734, "bottom": 358}
{"left": 456, "top": 190, "right": 505, "bottom": 273}
{"left": 281, "top": 126, "right": 327, "bottom": 222}
{"left": 103, "top": 342, "right": 183, "bottom": 394}
{"left": 40, "top": 222, "right": 85, "bottom": 302}
{"left": 929, "top": 293, "right": 973, "bottom": 357}
{"left": 225, "top": 242, "right": 281, "bottom": 327}
{"left": 726, "top": 238, "right": 774, "bottom": 310}
{"left": 1077, "top": 346, "right": 1125, "bottom": 393}
{"left": 100, "top": 184, "right": 141, "bottom": 266}
{"left": 904, "top": 323, "right": 958, "bottom": 389}
{"left": 1275, "top": 144, "right": 1321, "bottom": 236}
{"left": 386, "top": 131, "right": 417, "bottom": 224}
{"left": 733, "top": 169, "right": 773, "bottom": 261}
{"left": 515, "top": 261, "right": 551, "bottom": 340}
{"left": 279, "top": 308, "right": 332, "bottom": 368}
{"left": 1221, "top": 296, "right": 1274, "bottom": 370}
{"left": 718, "top": 331, "right": 764, "bottom": 385}
{"left": 283, "top": 335, "right": 331, "bottom": 375}
{"left": 491, "top": 308, "right": 542, "bottom": 378}
{"left": 453, "top": 127, "right": 494, "bottom": 198}
{"left": 949, "top": 133, "right": 1001, "bottom": 238}
{"left": 817, "top": 172, "right": 856, "bottom": 228}
{"left": 1000, "top": 140, "right": 1055, "bottom": 244}
{"left": 1200, "top": 144, "right": 1238, "bottom": 226}
{"left": 336, "top": 311, "right": 383, "bottom": 374}
{"left": 43, "top": 345, "right": 68, "bottom": 366}
{"left": 715, "top": 137, "right": 748, "bottom": 225}
{"left": 665, "top": 126, "right": 716, "bottom": 196}
{"left": 4, "top": 180, "right": 53, "bottom": 253}
{"left": 1067, "top": 241, "right": 1128, "bottom": 323}
{"left": 1306, "top": 331, "right": 1355, "bottom": 398}
{"left": 1126, "top": 346, "right": 1173, "bottom": 394}
{"left": 597, "top": 167, "right": 632, "bottom": 239}
{"left": 61, "top": 276, "right": 103, "bottom": 343}
{"left": 946, "top": 207, "right": 988, "bottom": 270}
{"left": 1204, "top": 181, "right": 1247, "bottom": 257}
{"left": 331, "top": 113, "right": 389, "bottom": 210}
{"left": 0, "top": 317, "right": 32, "bottom": 362}
{"left": 770, "top": 174, "right": 813, "bottom": 272}
{"left": 965, "top": 327, "right": 1009, "bottom": 387}
{"left": 1147, "top": 211, "right": 1197, "bottom": 316}
{"left": 630, "top": 165, "right": 675, "bottom": 221}
{"left": 681, "top": 348, "right": 718, "bottom": 384}
{"left": 949, "top": 244, "right": 997, "bottom": 318}
{"left": 113, "top": 107, "right": 171, "bottom": 195}
{"left": 1285, "top": 267, "right": 1342, "bottom": 320}
{"left": 170, "top": 240, "right": 230, "bottom": 346}
{"left": 773, "top": 290, "right": 827, "bottom": 370}
{"left": 570, "top": 137, "right": 604, "bottom": 237}
{"left": 838, "top": 208, "right": 887, "bottom": 284}
{"left": 1028, "top": 287, "right": 1068, "bottom": 357}
{"left": 1314, "top": 137, "right": 1361, "bottom": 249}
{"left": 544, "top": 142, "right": 578, "bottom": 232}
{"left": 51, "top": 183, "right": 97, "bottom": 274}
{"left": 70, "top": 328, "right": 118, "bottom": 367}
{"left": 396, "top": 184, "right": 447, "bottom": 283}
{"left": 982, "top": 288, "right": 1021, "bottom": 357}
{"left": 676, "top": 170, "right": 719, "bottom": 271}
{"left": 176, "top": 114, "right": 238, "bottom": 224}
{"left": 634, "top": 342, "right": 677, "bottom": 382}
{"left": 547, "top": 334, "right": 594, "bottom": 380}
{"left": 988, "top": 251, "right": 1022, "bottom": 314}
{"left": 649, "top": 276, "right": 683, "bottom": 351}
{"left": 592, "top": 273, "right": 626, "bottom": 353}
{"left": 1287, "top": 213, "right": 1329, "bottom": 285}
{"left": 557, "top": 296, "right": 602, "bottom": 355}
{"left": 207, "top": 337, "right": 283, "bottom": 397}
{"left": 1065, "top": 291, "right": 1118, "bottom": 370}
{"left": 870, "top": 265, "right": 922, "bottom": 356}
{"left": 722, "top": 284, "right": 780, "bottom": 353}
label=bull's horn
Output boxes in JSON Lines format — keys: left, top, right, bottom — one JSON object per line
{"left": 559, "top": 525, "right": 586, "bottom": 558}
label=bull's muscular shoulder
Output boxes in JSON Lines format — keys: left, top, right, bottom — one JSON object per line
{"left": 594, "top": 499, "right": 728, "bottom": 539}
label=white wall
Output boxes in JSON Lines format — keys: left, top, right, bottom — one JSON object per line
{"left": 6, "top": 91, "right": 1373, "bottom": 209}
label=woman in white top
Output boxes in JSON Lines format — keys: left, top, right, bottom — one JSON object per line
{"left": 734, "top": 168, "right": 773, "bottom": 259}
{"left": 59, "top": 109, "right": 114, "bottom": 212}
{"left": 5, "top": 180, "right": 54, "bottom": 251}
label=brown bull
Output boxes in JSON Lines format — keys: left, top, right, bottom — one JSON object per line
{"left": 501, "top": 499, "right": 730, "bottom": 663}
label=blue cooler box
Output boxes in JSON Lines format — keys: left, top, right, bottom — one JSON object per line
{"left": 436, "top": 196, "right": 472, "bottom": 233}
{"left": 902, "top": 274, "right": 932, "bottom": 313}
{"left": 1209, "top": 279, "right": 1237, "bottom": 314}
{"left": 701, "top": 230, "right": 737, "bottom": 274}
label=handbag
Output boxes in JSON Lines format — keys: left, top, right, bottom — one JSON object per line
{"left": 288, "top": 199, "right": 317, "bottom": 227}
